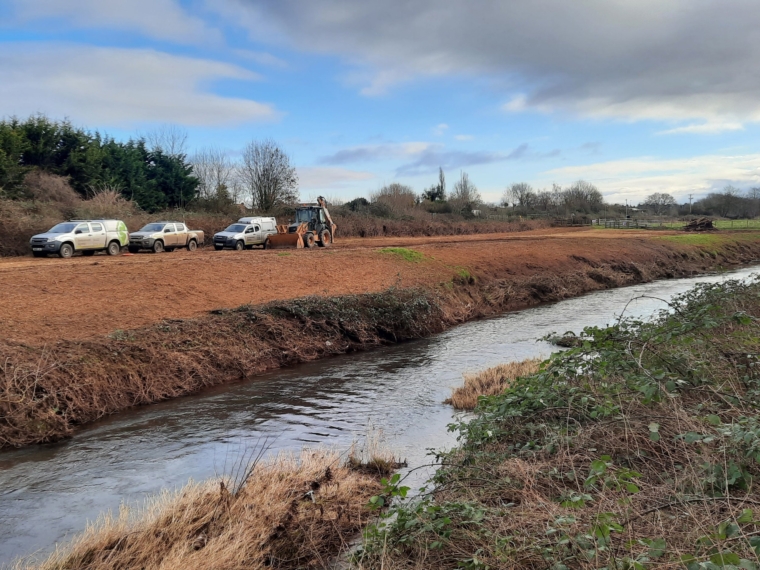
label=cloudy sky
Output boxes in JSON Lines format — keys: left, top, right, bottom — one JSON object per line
{"left": 2, "top": 0, "right": 760, "bottom": 204}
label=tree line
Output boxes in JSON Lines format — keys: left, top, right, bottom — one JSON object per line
{"left": 0, "top": 116, "right": 198, "bottom": 212}
{"left": 4, "top": 116, "right": 759, "bottom": 220}
{"left": 0, "top": 116, "right": 299, "bottom": 214}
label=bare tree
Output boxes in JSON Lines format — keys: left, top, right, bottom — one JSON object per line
{"left": 239, "top": 139, "right": 299, "bottom": 211}
{"left": 144, "top": 124, "right": 188, "bottom": 157}
{"left": 504, "top": 182, "right": 536, "bottom": 209}
{"left": 643, "top": 192, "right": 677, "bottom": 215}
{"left": 562, "top": 180, "right": 604, "bottom": 213}
{"left": 191, "top": 147, "right": 236, "bottom": 200}
{"left": 535, "top": 190, "right": 555, "bottom": 212}
{"left": 450, "top": 171, "right": 481, "bottom": 215}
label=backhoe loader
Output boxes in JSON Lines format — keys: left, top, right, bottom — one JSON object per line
{"left": 265, "top": 197, "right": 337, "bottom": 249}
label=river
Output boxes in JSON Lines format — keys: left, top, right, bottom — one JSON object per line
{"left": 2, "top": 265, "right": 759, "bottom": 564}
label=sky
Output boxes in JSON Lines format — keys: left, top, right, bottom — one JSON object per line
{"left": 2, "top": 0, "right": 760, "bottom": 205}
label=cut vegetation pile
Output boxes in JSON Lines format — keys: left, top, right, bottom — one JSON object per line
{"left": 357, "top": 277, "right": 760, "bottom": 569}
{"left": 22, "top": 450, "right": 391, "bottom": 570}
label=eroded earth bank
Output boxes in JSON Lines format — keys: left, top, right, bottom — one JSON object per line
{"left": 2, "top": 228, "right": 760, "bottom": 448}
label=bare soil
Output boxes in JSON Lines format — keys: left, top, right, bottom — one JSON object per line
{"left": 0, "top": 228, "right": 700, "bottom": 344}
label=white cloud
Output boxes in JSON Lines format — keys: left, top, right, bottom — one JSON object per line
{"left": 226, "top": 1, "right": 760, "bottom": 128}
{"left": 0, "top": 43, "right": 279, "bottom": 127}
{"left": 657, "top": 122, "right": 745, "bottom": 135}
{"left": 433, "top": 123, "right": 449, "bottom": 136}
{"left": 541, "top": 154, "right": 760, "bottom": 203}
{"left": 10, "top": 0, "right": 220, "bottom": 44}
{"left": 454, "top": 134, "right": 473, "bottom": 141}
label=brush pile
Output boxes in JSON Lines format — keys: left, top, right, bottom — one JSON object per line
{"left": 683, "top": 217, "right": 716, "bottom": 231}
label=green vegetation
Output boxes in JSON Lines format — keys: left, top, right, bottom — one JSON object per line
{"left": 455, "top": 267, "right": 475, "bottom": 282}
{"left": 658, "top": 233, "right": 726, "bottom": 246}
{"left": 379, "top": 247, "right": 427, "bottom": 263}
{"left": 0, "top": 116, "right": 198, "bottom": 211}
{"left": 658, "top": 232, "right": 760, "bottom": 249}
{"left": 357, "top": 277, "right": 760, "bottom": 569}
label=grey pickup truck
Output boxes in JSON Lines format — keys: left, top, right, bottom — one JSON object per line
{"left": 128, "top": 221, "right": 204, "bottom": 253}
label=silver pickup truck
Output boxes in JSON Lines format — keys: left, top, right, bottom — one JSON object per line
{"left": 30, "top": 219, "right": 129, "bottom": 258}
{"left": 128, "top": 221, "right": 204, "bottom": 253}
{"left": 213, "top": 216, "right": 278, "bottom": 250}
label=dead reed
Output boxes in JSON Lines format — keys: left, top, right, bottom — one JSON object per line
{"left": 444, "top": 358, "right": 542, "bottom": 410}
{"left": 21, "top": 450, "right": 392, "bottom": 570}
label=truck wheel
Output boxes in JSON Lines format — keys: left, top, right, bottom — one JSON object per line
{"left": 318, "top": 230, "right": 331, "bottom": 247}
{"left": 82, "top": 250, "right": 95, "bottom": 256}
{"left": 106, "top": 241, "right": 121, "bottom": 256}
{"left": 152, "top": 240, "right": 164, "bottom": 253}
{"left": 187, "top": 240, "right": 197, "bottom": 251}
{"left": 303, "top": 232, "right": 316, "bottom": 248}
{"left": 214, "top": 245, "right": 224, "bottom": 251}
{"left": 58, "top": 243, "right": 74, "bottom": 259}
{"left": 128, "top": 247, "right": 140, "bottom": 254}
{"left": 235, "top": 240, "right": 245, "bottom": 251}
{"left": 263, "top": 239, "right": 270, "bottom": 250}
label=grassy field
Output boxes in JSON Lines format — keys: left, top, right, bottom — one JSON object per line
{"left": 356, "top": 277, "right": 760, "bottom": 569}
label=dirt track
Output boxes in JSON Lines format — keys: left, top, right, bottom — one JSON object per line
{"left": 0, "top": 227, "right": 706, "bottom": 343}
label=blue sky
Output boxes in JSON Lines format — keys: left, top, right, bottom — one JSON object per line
{"left": 2, "top": 0, "right": 760, "bottom": 204}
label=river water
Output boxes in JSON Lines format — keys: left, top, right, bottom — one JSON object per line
{"left": 2, "top": 266, "right": 759, "bottom": 564}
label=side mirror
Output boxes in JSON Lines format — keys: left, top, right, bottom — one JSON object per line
{"left": 164, "top": 228, "right": 171, "bottom": 233}
{"left": 75, "top": 229, "right": 83, "bottom": 235}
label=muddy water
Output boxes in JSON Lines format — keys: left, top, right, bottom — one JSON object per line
{"left": 2, "top": 266, "right": 759, "bottom": 564}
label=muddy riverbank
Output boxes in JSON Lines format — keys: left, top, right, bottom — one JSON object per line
{"left": 2, "top": 232, "right": 760, "bottom": 448}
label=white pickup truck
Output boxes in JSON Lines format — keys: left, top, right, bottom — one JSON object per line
{"left": 29, "top": 219, "right": 129, "bottom": 258}
{"left": 212, "top": 217, "right": 278, "bottom": 250}
{"left": 128, "top": 221, "right": 204, "bottom": 253}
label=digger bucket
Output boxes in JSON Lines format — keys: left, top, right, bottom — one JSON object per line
{"left": 266, "top": 233, "right": 304, "bottom": 249}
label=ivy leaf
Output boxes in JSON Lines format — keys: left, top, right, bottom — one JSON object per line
{"left": 706, "top": 414, "right": 722, "bottom": 426}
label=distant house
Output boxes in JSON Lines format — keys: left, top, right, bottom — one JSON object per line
{"left": 472, "top": 209, "right": 482, "bottom": 217}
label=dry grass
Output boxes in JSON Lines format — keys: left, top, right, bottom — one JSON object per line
{"left": 444, "top": 358, "right": 542, "bottom": 410}
{"left": 20, "top": 450, "right": 390, "bottom": 570}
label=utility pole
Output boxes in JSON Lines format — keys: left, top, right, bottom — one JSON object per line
{"left": 625, "top": 199, "right": 628, "bottom": 218}
{"left": 688, "top": 194, "right": 693, "bottom": 215}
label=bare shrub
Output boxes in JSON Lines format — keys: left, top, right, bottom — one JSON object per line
{"left": 74, "top": 189, "right": 142, "bottom": 220}
{"left": 23, "top": 171, "right": 81, "bottom": 211}
{"left": 370, "top": 183, "right": 416, "bottom": 215}
{"left": 444, "top": 358, "right": 542, "bottom": 409}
